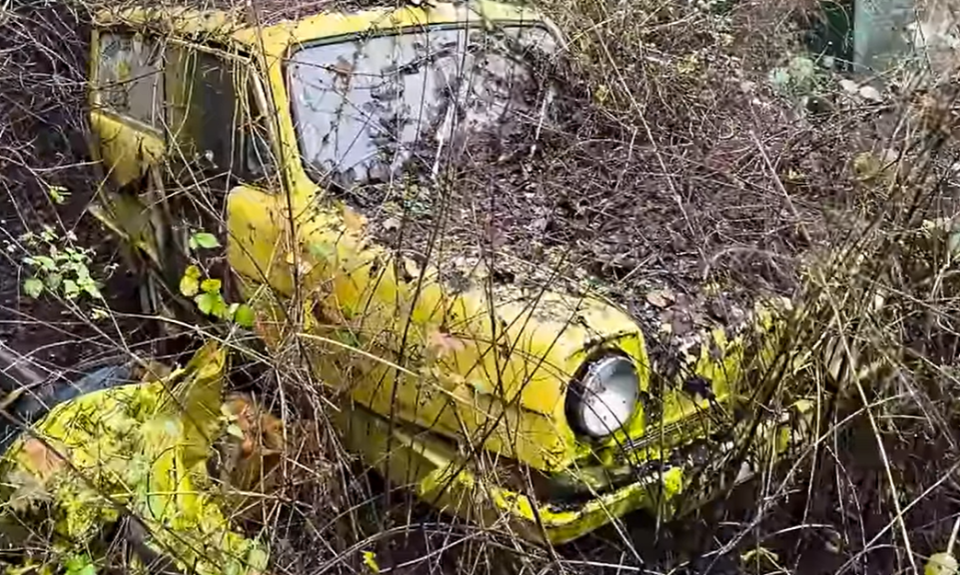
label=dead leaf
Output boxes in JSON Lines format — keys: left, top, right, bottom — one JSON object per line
{"left": 859, "top": 85, "right": 882, "bottom": 102}
{"left": 426, "top": 328, "right": 465, "bottom": 358}
{"left": 219, "top": 394, "right": 285, "bottom": 492}
{"left": 343, "top": 205, "right": 366, "bottom": 232}
{"left": 5, "top": 469, "right": 50, "bottom": 511}
{"left": 839, "top": 78, "right": 858, "bottom": 94}
{"left": 646, "top": 289, "right": 676, "bottom": 308}
{"left": 382, "top": 217, "right": 401, "bottom": 232}
{"left": 22, "top": 438, "right": 63, "bottom": 480}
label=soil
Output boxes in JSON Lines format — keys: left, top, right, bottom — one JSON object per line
{"left": 0, "top": 4, "right": 152, "bottom": 380}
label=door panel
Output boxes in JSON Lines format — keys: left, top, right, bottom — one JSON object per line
{"left": 89, "top": 112, "right": 165, "bottom": 188}
{"left": 90, "top": 30, "right": 165, "bottom": 188}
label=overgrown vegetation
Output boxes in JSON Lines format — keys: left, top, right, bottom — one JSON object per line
{"left": 3, "top": 0, "right": 960, "bottom": 574}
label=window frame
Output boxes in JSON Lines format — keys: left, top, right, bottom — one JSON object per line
{"left": 282, "top": 20, "right": 558, "bottom": 187}
{"left": 91, "top": 27, "right": 167, "bottom": 134}
{"left": 162, "top": 38, "right": 282, "bottom": 187}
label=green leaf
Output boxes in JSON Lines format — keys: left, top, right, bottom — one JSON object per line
{"left": 47, "top": 185, "right": 70, "bottom": 206}
{"left": 75, "top": 264, "right": 92, "bottom": 282}
{"left": 246, "top": 547, "right": 269, "bottom": 572}
{"left": 33, "top": 255, "right": 56, "bottom": 271}
{"left": 226, "top": 423, "right": 244, "bottom": 439}
{"left": 195, "top": 292, "right": 216, "bottom": 315}
{"left": 180, "top": 274, "right": 199, "bottom": 297}
{"left": 80, "top": 278, "right": 102, "bottom": 299}
{"left": 65, "top": 554, "right": 96, "bottom": 575}
{"left": 200, "top": 278, "right": 222, "bottom": 294}
{"left": 63, "top": 279, "right": 79, "bottom": 299}
{"left": 189, "top": 232, "right": 221, "bottom": 250}
{"left": 22, "top": 278, "right": 43, "bottom": 298}
{"left": 233, "top": 303, "right": 255, "bottom": 328}
{"left": 45, "top": 272, "right": 62, "bottom": 290}
{"left": 195, "top": 292, "right": 227, "bottom": 318}
{"left": 926, "top": 553, "right": 958, "bottom": 575}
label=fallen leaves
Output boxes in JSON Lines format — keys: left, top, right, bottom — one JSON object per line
{"left": 426, "top": 328, "right": 465, "bottom": 358}
{"left": 343, "top": 204, "right": 367, "bottom": 232}
{"left": 22, "top": 437, "right": 64, "bottom": 480}
{"left": 646, "top": 288, "right": 676, "bottom": 308}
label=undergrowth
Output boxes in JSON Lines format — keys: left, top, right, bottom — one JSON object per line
{"left": 1, "top": 0, "right": 960, "bottom": 574}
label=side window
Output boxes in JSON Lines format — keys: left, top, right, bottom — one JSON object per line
{"left": 165, "top": 46, "right": 275, "bottom": 184}
{"left": 240, "top": 83, "right": 277, "bottom": 181}
{"left": 96, "top": 31, "right": 164, "bottom": 127}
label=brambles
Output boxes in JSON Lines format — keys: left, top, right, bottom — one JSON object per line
{"left": 4, "top": 0, "right": 960, "bottom": 573}
{"left": 15, "top": 226, "right": 102, "bottom": 302}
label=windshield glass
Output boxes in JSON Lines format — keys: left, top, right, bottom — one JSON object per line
{"left": 287, "top": 25, "right": 557, "bottom": 187}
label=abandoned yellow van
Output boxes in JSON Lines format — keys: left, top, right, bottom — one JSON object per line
{"left": 87, "top": 0, "right": 813, "bottom": 544}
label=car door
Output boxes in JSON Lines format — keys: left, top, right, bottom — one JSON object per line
{"left": 89, "top": 28, "right": 166, "bottom": 190}
{"left": 88, "top": 28, "right": 169, "bottom": 271}
{"left": 158, "top": 41, "right": 281, "bottom": 295}
{"left": 91, "top": 31, "right": 281, "bottom": 316}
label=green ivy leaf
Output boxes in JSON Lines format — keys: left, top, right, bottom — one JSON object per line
{"left": 200, "top": 278, "right": 222, "bottom": 294}
{"left": 22, "top": 278, "right": 43, "bottom": 298}
{"left": 195, "top": 292, "right": 227, "bottom": 318}
{"left": 189, "top": 232, "right": 221, "bottom": 250}
{"left": 233, "top": 303, "right": 255, "bottom": 328}
{"left": 63, "top": 279, "right": 79, "bottom": 299}
{"left": 180, "top": 265, "right": 201, "bottom": 296}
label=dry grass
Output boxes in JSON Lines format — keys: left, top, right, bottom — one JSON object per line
{"left": 3, "top": 0, "right": 960, "bottom": 573}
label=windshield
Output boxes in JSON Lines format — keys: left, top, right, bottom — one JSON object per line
{"left": 287, "top": 25, "right": 558, "bottom": 187}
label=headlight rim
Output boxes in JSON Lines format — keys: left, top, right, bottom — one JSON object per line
{"left": 564, "top": 349, "right": 641, "bottom": 441}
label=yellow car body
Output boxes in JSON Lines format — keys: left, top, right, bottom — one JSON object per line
{"left": 0, "top": 344, "right": 269, "bottom": 575}
{"left": 88, "top": 1, "right": 812, "bottom": 544}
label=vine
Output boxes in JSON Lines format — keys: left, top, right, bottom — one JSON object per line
{"left": 179, "top": 231, "right": 254, "bottom": 327}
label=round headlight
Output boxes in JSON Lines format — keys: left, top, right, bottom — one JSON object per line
{"left": 565, "top": 354, "right": 640, "bottom": 439}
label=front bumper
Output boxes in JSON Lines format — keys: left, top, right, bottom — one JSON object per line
{"left": 339, "top": 399, "right": 814, "bottom": 545}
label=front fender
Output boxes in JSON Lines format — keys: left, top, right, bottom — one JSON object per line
{"left": 225, "top": 187, "right": 649, "bottom": 472}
